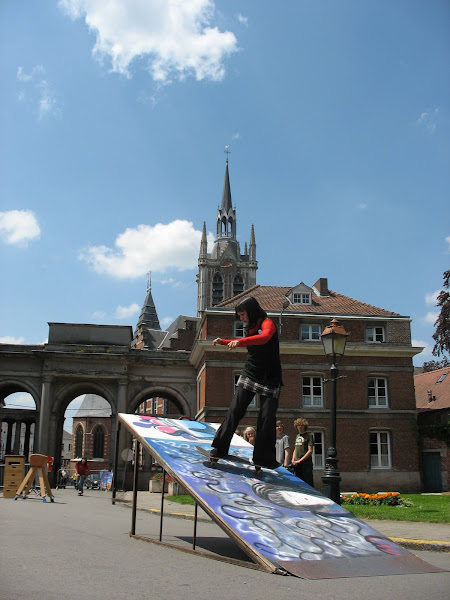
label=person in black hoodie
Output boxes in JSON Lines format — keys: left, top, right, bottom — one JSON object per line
{"left": 210, "top": 296, "right": 282, "bottom": 468}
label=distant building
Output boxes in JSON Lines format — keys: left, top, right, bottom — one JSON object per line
{"left": 71, "top": 394, "right": 112, "bottom": 472}
{"left": 415, "top": 366, "right": 450, "bottom": 492}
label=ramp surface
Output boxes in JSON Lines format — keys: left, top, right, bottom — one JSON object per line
{"left": 119, "top": 414, "right": 444, "bottom": 579}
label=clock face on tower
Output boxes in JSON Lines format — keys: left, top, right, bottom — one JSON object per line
{"left": 220, "top": 259, "right": 235, "bottom": 270}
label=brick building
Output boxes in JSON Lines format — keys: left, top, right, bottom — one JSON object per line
{"left": 414, "top": 366, "right": 450, "bottom": 492}
{"left": 71, "top": 394, "right": 112, "bottom": 473}
{"left": 190, "top": 280, "right": 422, "bottom": 492}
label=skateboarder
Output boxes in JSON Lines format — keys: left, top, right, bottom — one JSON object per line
{"left": 210, "top": 296, "right": 282, "bottom": 469}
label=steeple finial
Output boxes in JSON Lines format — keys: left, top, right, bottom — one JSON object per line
{"left": 147, "top": 271, "right": 151, "bottom": 291}
{"left": 224, "top": 144, "right": 231, "bottom": 164}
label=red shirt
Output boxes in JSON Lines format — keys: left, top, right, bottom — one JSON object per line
{"left": 75, "top": 461, "right": 90, "bottom": 476}
{"left": 220, "top": 318, "right": 277, "bottom": 347}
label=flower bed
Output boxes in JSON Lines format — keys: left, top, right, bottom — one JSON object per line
{"left": 341, "top": 492, "right": 413, "bottom": 507}
{"left": 150, "top": 472, "right": 174, "bottom": 483}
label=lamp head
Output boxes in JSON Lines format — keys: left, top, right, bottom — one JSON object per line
{"left": 321, "top": 318, "right": 349, "bottom": 357}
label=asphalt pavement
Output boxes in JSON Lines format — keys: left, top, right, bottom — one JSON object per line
{"left": 1, "top": 488, "right": 449, "bottom": 600}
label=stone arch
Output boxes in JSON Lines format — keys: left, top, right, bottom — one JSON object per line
{"left": 52, "top": 381, "right": 117, "bottom": 418}
{"left": 0, "top": 378, "right": 41, "bottom": 410}
{"left": 130, "top": 385, "right": 191, "bottom": 417}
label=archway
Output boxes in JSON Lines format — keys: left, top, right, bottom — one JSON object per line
{"left": 1, "top": 390, "right": 37, "bottom": 461}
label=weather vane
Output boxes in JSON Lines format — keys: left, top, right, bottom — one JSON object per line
{"left": 224, "top": 145, "right": 231, "bottom": 163}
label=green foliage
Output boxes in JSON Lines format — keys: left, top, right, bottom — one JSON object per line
{"left": 417, "top": 421, "right": 450, "bottom": 445}
{"left": 432, "top": 269, "right": 450, "bottom": 357}
{"left": 343, "top": 494, "right": 450, "bottom": 523}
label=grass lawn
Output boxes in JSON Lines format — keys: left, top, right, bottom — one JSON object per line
{"left": 167, "top": 494, "right": 450, "bottom": 523}
{"left": 341, "top": 494, "right": 450, "bottom": 523}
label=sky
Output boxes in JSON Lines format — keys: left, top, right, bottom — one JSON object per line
{"left": 1, "top": 0, "right": 449, "bottom": 421}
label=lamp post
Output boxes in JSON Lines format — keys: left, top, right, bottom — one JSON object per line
{"left": 320, "top": 318, "right": 349, "bottom": 505}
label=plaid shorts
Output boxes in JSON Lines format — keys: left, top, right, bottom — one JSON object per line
{"left": 237, "top": 375, "right": 281, "bottom": 399}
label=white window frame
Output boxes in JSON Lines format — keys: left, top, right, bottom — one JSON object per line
{"left": 368, "top": 377, "right": 388, "bottom": 408}
{"left": 301, "top": 323, "right": 321, "bottom": 341}
{"left": 302, "top": 376, "right": 323, "bottom": 408}
{"left": 370, "top": 431, "right": 392, "bottom": 469}
{"left": 234, "top": 321, "right": 245, "bottom": 338}
{"left": 366, "top": 325, "right": 385, "bottom": 343}
{"left": 293, "top": 292, "right": 311, "bottom": 305}
{"left": 311, "top": 431, "right": 324, "bottom": 468}
{"left": 234, "top": 372, "right": 257, "bottom": 407}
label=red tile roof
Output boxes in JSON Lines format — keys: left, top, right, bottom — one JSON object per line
{"left": 414, "top": 366, "right": 450, "bottom": 411}
{"left": 216, "top": 284, "right": 403, "bottom": 317}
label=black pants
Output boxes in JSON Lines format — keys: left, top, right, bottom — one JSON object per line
{"left": 212, "top": 385, "right": 278, "bottom": 467}
{"left": 293, "top": 458, "right": 314, "bottom": 488}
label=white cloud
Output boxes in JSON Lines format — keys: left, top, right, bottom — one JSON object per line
{"left": 356, "top": 203, "right": 367, "bottom": 210}
{"left": 412, "top": 338, "right": 433, "bottom": 361}
{"left": 59, "top": 0, "right": 238, "bottom": 83}
{"left": 236, "top": 13, "right": 248, "bottom": 27}
{"left": 160, "top": 316, "right": 174, "bottom": 327}
{"left": 423, "top": 311, "right": 438, "bottom": 324}
{"left": 0, "top": 336, "right": 26, "bottom": 344}
{"left": 0, "top": 210, "right": 40, "bottom": 246}
{"left": 16, "top": 65, "right": 59, "bottom": 120}
{"left": 115, "top": 303, "right": 140, "bottom": 319}
{"left": 425, "top": 290, "right": 440, "bottom": 306}
{"left": 446, "top": 236, "right": 450, "bottom": 251}
{"left": 79, "top": 219, "right": 214, "bottom": 278}
{"left": 416, "top": 107, "right": 439, "bottom": 135}
{"left": 4, "top": 393, "right": 36, "bottom": 409}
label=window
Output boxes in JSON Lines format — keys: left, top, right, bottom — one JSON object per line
{"left": 302, "top": 376, "right": 323, "bottom": 407}
{"left": 293, "top": 293, "right": 311, "bottom": 305}
{"left": 75, "top": 425, "right": 83, "bottom": 458}
{"left": 212, "top": 273, "right": 223, "bottom": 305}
{"left": 366, "top": 325, "right": 385, "bottom": 343}
{"left": 301, "top": 323, "right": 321, "bottom": 341}
{"left": 234, "top": 321, "right": 245, "bottom": 337}
{"left": 93, "top": 426, "right": 104, "bottom": 458}
{"left": 233, "top": 274, "right": 244, "bottom": 296}
{"left": 436, "top": 372, "right": 448, "bottom": 384}
{"left": 368, "top": 377, "right": 388, "bottom": 407}
{"left": 234, "top": 372, "right": 256, "bottom": 407}
{"left": 312, "top": 431, "right": 324, "bottom": 468}
{"left": 370, "top": 431, "right": 391, "bottom": 468}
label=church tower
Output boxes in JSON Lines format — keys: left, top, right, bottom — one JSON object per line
{"left": 197, "top": 155, "right": 257, "bottom": 315}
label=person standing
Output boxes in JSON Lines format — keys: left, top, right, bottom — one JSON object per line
{"left": 243, "top": 426, "right": 256, "bottom": 445}
{"left": 75, "top": 457, "right": 90, "bottom": 496}
{"left": 210, "top": 296, "right": 282, "bottom": 469}
{"left": 275, "top": 421, "right": 291, "bottom": 468}
{"left": 292, "top": 418, "right": 314, "bottom": 487}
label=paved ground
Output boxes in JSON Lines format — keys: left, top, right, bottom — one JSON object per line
{"left": 1, "top": 488, "right": 449, "bottom": 600}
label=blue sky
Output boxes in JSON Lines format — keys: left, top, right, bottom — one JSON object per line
{"left": 1, "top": 0, "right": 449, "bottom": 382}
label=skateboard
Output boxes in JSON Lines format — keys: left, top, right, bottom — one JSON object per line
{"left": 195, "top": 445, "right": 264, "bottom": 476}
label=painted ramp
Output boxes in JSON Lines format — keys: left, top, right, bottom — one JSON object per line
{"left": 119, "top": 414, "right": 444, "bottom": 579}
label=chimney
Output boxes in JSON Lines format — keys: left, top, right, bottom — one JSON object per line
{"left": 314, "top": 278, "right": 329, "bottom": 296}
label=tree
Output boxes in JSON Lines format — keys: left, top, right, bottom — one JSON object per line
{"left": 422, "top": 357, "right": 450, "bottom": 372}
{"left": 432, "top": 269, "right": 450, "bottom": 357}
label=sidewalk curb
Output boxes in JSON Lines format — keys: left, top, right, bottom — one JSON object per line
{"left": 114, "top": 498, "right": 213, "bottom": 523}
{"left": 389, "top": 537, "right": 450, "bottom": 553}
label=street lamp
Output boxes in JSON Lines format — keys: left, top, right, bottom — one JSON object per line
{"left": 320, "top": 318, "right": 349, "bottom": 505}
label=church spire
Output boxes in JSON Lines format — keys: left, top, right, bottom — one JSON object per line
{"left": 217, "top": 153, "right": 236, "bottom": 240}
{"left": 137, "top": 275, "right": 161, "bottom": 331}
{"left": 199, "top": 221, "right": 207, "bottom": 259}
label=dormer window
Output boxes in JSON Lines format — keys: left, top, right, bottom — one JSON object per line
{"left": 293, "top": 292, "right": 311, "bottom": 305}
{"left": 366, "top": 325, "right": 385, "bottom": 343}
